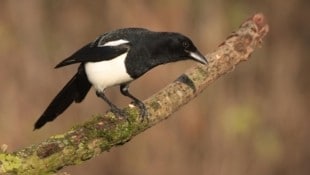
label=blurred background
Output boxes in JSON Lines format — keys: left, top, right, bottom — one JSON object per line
{"left": 0, "top": 0, "right": 309, "bottom": 174}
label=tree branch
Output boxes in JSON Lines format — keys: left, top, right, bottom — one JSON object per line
{"left": 0, "top": 13, "right": 269, "bottom": 174}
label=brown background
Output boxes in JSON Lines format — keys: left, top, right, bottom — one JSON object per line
{"left": 0, "top": 0, "right": 309, "bottom": 175}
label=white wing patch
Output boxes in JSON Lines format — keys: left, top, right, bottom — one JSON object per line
{"left": 85, "top": 52, "right": 133, "bottom": 92}
{"left": 99, "top": 39, "right": 130, "bottom": 47}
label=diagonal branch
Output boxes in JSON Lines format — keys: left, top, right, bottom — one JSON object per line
{"left": 0, "top": 13, "right": 269, "bottom": 175}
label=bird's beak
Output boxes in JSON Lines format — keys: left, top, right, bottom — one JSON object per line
{"left": 189, "top": 50, "right": 208, "bottom": 65}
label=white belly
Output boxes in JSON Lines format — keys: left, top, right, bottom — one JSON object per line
{"left": 85, "top": 53, "right": 133, "bottom": 92}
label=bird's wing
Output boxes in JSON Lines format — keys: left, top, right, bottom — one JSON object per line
{"left": 55, "top": 38, "right": 130, "bottom": 68}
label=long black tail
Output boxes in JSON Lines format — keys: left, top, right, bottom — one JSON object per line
{"left": 34, "top": 65, "right": 91, "bottom": 130}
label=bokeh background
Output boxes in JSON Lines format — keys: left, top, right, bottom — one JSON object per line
{"left": 0, "top": 0, "right": 309, "bottom": 175}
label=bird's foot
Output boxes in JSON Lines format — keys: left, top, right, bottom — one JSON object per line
{"left": 131, "top": 100, "right": 148, "bottom": 120}
{"left": 110, "top": 105, "right": 126, "bottom": 118}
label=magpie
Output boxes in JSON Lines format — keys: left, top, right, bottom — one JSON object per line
{"left": 34, "top": 28, "right": 207, "bottom": 130}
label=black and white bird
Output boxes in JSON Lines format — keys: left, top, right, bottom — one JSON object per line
{"left": 34, "top": 28, "right": 207, "bottom": 130}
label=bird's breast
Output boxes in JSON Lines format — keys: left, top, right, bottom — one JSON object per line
{"left": 85, "top": 52, "right": 133, "bottom": 92}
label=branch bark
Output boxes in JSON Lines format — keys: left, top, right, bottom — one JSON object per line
{"left": 0, "top": 13, "right": 269, "bottom": 175}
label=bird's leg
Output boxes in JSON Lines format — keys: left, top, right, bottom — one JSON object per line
{"left": 96, "top": 91, "right": 125, "bottom": 117}
{"left": 120, "top": 84, "right": 148, "bottom": 119}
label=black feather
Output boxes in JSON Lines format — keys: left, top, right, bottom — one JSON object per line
{"left": 34, "top": 65, "right": 91, "bottom": 129}
{"left": 55, "top": 42, "right": 130, "bottom": 68}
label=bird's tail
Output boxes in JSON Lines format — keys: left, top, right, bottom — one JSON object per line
{"left": 34, "top": 66, "right": 91, "bottom": 130}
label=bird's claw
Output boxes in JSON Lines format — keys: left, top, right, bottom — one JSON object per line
{"left": 131, "top": 100, "right": 148, "bottom": 121}
{"left": 110, "top": 106, "right": 126, "bottom": 118}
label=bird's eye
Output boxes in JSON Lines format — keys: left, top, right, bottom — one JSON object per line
{"left": 182, "top": 41, "right": 189, "bottom": 49}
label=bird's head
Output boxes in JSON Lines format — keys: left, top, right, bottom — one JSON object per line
{"left": 149, "top": 32, "right": 208, "bottom": 65}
